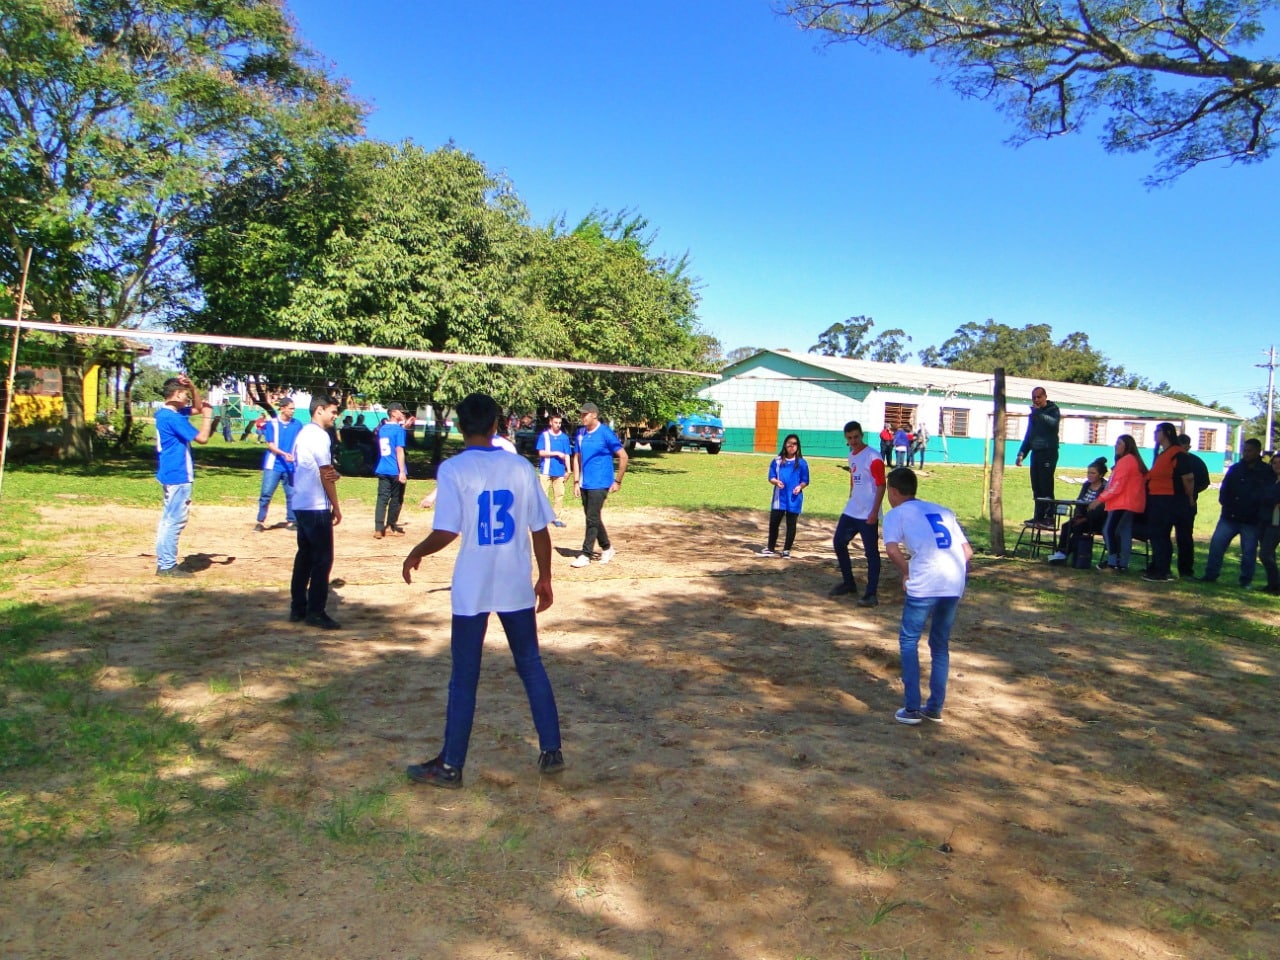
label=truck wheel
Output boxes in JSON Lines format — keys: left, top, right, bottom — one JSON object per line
{"left": 664, "top": 433, "right": 680, "bottom": 453}
{"left": 706, "top": 444, "right": 722, "bottom": 455}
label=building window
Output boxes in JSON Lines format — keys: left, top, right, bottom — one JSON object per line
{"left": 1197, "top": 428, "right": 1216, "bottom": 451}
{"left": 1005, "top": 414, "right": 1023, "bottom": 439}
{"left": 940, "top": 407, "right": 969, "bottom": 437}
{"left": 1124, "top": 422, "right": 1146, "bottom": 447}
{"left": 1087, "top": 419, "right": 1106, "bottom": 445}
{"left": 883, "top": 402, "right": 918, "bottom": 429}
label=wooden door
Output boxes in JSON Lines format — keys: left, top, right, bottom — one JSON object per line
{"left": 754, "top": 400, "right": 779, "bottom": 453}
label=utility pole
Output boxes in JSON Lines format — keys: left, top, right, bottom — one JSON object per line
{"left": 1258, "top": 345, "right": 1277, "bottom": 454}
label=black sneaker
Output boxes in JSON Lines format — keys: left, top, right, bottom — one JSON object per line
{"left": 253, "top": 522, "right": 266, "bottom": 532}
{"left": 922, "top": 707, "right": 943, "bottom": 723}
{"left": 1141, "top": 572, "right": 1174, "bottom": 583}
{"left": 780, "top": 550, "right": 791, "bottom": 559}
{"left": 406, "top": 756, "right": 463, "bottom": 789}
{"left": 286, "top": 522, "right": 297, "bottom": 531}
{"left": 304, "top": 612, "right": 341, "bottom": 630}
{"left": 828, "top": 581, "right": 856, "bottom": 598}
{"left": 1095, "top": 560, "right": 1111, "bottom": 572}
{"left": 857, "top": 593, "right": 879, "bottom": 608}
{"left": 156, "top": 566, "right": 194, "bottom": 578}
{"left": 538, "top": 749, "right": 565, "bottom": 775}
{"left": 288, "top": 610, "right": 305, "bottom": 623}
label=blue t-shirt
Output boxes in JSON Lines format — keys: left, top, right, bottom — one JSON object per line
{"left": 262, "top": 417, "right": 303, "bottom": 473}
{"left": 155, "top": 406, "right": 198, "bottom": 485}
{"left": 538, "top": 428, "right": 572, "bottom": 478}
{"left": 769, "top": 456, "right": 809, "bottom": 513}
{"left": 576, "top": 423, "right": 623, "bottom": 490}
{"left": 374, "top": 421, "right": 407, "bottom": 477}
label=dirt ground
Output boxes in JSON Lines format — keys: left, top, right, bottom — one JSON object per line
{"left": 2, "top": 495, "right": 1279, "bottom": 960}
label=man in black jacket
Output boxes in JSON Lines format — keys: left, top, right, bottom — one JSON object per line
{"left": 1015, "top": 387, "right": 1061, "bottom": 526}
{"left": 1175, "top": 433, "right": 1211, "bottom": 577}
{"left": 1200, "top": 438, "right": 1269, "bottom": 586}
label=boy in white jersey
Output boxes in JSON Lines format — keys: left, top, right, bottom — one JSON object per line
{"left": 882, "top": 467, "right": 973, "bottom": 725}
{"left": 831, "top": 420, "right": 886, "bottom": 607}
{"left": 402, "top": 393, "right": 563, "bottom": 789}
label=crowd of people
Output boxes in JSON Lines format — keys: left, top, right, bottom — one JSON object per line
{"left": 150, "top": 379, "right": 1276, "bottom": 787}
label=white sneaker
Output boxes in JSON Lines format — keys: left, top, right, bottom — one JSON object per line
{"left": 599, "top": 547, "right": 616, "bottom": 564}
{"left": 1047, "top": 551, "right": 1068, "bottom": 563}
{"left": 757, "top": 548, "right": 778, "bottom": 558}
{"left": 569, "top": 554, "right": 590, "bottom": 568}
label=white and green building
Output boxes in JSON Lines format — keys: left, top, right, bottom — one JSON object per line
{"left": 705, "top": 351, "right": 1244, "bottom": 471}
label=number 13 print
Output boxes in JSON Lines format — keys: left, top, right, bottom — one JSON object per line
{"left": 477, "top": 489, "right": 515, "bottom": 545}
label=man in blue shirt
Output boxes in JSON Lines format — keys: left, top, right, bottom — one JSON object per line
{"left": 570, "top": 402, "right": 628, "bottom": 568}
{"left": 373, "top": 402, "right": 410, "bottom": 538}
{"left": 255, "top": 397, "right": 302, "bottom": 532}
{"left": 537, "top": 412, "right": 573, "bottom": 528}
{"left": 154, "top": 375, "right": 214, "bottom": 577}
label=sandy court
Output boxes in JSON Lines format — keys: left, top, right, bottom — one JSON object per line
{"left": 2, "top": 495, "right": 1278, "bottom": 959}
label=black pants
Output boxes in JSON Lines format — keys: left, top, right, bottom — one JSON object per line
{"left": 1260, "top": 524, "right": 1280, "bottom": 589}
{"left": 1146, "top": 495, "right": 1189, "bottom": 578}
{"left": 292, "top": 509, "right": 334, "bottom": 617}
{"left": 375, "top": 475, "right": 406, "bottom": 531}
{"left": 1175, "top": 504, "right": 1197, "bottom": 577}
{"left": 1030, "top": 450, "right": 1058, "bottom": 522}
{"left": 1057, "top": 508, "right": 1105, "bottom": 555}
{"left": 768, "top": 509, "right": 799, "bottom": 551}
{"left": 580, "top": 488, "right": 610, "bottom": 555}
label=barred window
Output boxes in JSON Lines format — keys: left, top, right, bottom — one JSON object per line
{"left": 1087, "top": 419, "right": 1106, "bottom": 445}
{"left": 883, "top": 402, "right": 918, "bottom": 430}
{"left": 1005, "top": 414, "right": 1023, "bottom": 439}
{"left": 1197, "top": 428, "right": 1216, "bottom": 451}
{"left": 940, "top": 407, "right": 969, "bottom": 437}
{"left": 1124, "top": 422, "right": 1146, "bottom": 447}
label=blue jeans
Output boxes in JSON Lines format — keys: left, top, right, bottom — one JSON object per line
{"left": 898, "top": 595, "right": 960, "bottom": 713}
{"left": 155, "top": 482, "right": 192, "bottom": 571}
{"left": 1204, "top": 516, "right": 1261, "bottom": 584}
{"left": 257, "top": 468, "right": 295, "bottom": 523}
{"left": 441, "top": 608, "right": 561, "bottom": 770}
{"left": 834, "top": 514, "right": 880, "bottom": 594}
{"left": 1103, "top": 509, "right": 1136, "bottom": 570}
{"left": 290, "top": 509, "right": 334, "bottom": 617}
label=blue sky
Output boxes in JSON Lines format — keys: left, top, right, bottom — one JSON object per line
{"left": 287, "top": 0, "right": 1279, "bottom": 419}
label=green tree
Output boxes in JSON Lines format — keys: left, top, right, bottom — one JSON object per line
{"left": 518, "top": 210, "right": 715, "bottom": 425}
{"left": 781, "top": 0, "right": 1280, "bottom": 183}
{"left": 809, "top": 315, "right": 914, "bottom": 362}
{"left": 919, "top": 320, "right": 1131, "bottom": 384}
{"left": 0, "top": 0, "right": 359, "bottom": 458}
{"left": 724, "top": 346, "right": 761, "bottom": 365}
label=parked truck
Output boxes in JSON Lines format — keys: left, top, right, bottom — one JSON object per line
{"left": 623, "top": 413, "right": 724, "bottom": 455}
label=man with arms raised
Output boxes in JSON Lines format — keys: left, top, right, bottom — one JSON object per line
{"left": 154, "top": 375, "right": 214, "bottom": 577}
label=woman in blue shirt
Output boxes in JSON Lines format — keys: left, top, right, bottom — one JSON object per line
{"left": 758, "top": 434, "right": 809, "bottom": 558}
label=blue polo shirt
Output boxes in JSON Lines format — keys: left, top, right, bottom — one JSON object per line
{"left": 538, "top": 428, "right": 572, "bottom": 478}
{"left": 262, "top": 417, "right": 303, "bottom": 473}
{"left": 155, "top": 406, "right": 198, "bottom": 485}
{"left": 575, "top": 423, "right": 623, "bottom": 490}
{"left": 375, "top": 421, "right": 407, "bottom": 477}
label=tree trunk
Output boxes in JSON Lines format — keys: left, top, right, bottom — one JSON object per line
{"left": 59, "top": 362, "right": 94, "bottom": 461}
{"left": 116, "top": 361, "right": 138, "bottom": 450}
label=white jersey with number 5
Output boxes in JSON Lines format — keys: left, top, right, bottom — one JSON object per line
{"left": 432, "top": 445, "right": 556, "bottom": 616}
{"left": 882, "top": 498, "right": 970, "bottom": 598}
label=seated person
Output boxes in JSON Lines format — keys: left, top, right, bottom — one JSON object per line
{"left": 1048, "top": 457, "right": 1109, "bottom": 564}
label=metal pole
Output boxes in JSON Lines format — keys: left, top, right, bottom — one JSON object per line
{"left": 0, "top": 248, "right": 35, "bottom": 502}
{"left": 1261, "top": 345, "right": 1276, "bottom": 454}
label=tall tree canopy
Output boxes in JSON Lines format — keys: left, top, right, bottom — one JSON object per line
{"left": 917, "top": 319, "right": 1141, "bottom": 385}
{"left": 185, "top": 150, "right": 716, "bottom": 440}
{"left": 782, "top": 1, "right": 1280, "bottom": 182}
{"left": 809, "top": 315, "right": 913, "bottom": 362}
{"left": 0, "top": 0, "right": 360, "bottom": 456}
